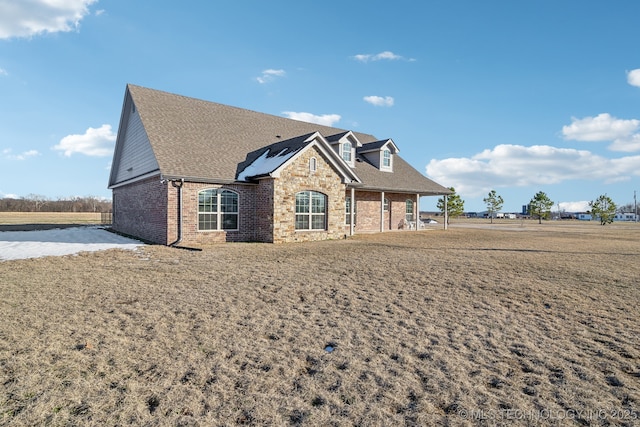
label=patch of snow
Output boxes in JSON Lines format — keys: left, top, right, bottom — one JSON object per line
{"left": 237, "top": 148, "right": 297, "bottom": 181}
{"left": 0, "top": 226, "right": 143, "bottom": 261}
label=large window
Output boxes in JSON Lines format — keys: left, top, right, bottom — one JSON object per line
{"left": 296, "top": 191, "right": 326, "bottom": 230}
{"left": 198, "top": 189, "right": 239, "bottom": 231}
{"left": 405, "top": 199, "right": 414, "bottom": 222}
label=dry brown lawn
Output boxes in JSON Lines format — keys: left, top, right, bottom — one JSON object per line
{"left": 0, "top": 212, "right": 106, "bottom": 228}
{"left": 1, "top": 221, "right": 639, "bottom": 426}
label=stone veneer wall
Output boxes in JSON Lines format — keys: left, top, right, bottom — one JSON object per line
{"left": 272, "top": 146, "right": 347, "bottom": 243}
{"left": 112, "top": 176, "right": 168, "bottom": 244}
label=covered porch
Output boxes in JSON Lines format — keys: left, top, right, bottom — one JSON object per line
{"left": 344, "top": 188, "right": 450, "bottom": 236}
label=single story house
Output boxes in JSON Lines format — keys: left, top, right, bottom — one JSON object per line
{"left": 614, "top": 212, "right": 638, "bottom": 222}
{"left": 108, "top": 84, "right": 452, "bottom": 244}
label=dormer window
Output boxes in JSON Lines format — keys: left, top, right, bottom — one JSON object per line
{"left": 382, "top": 149, "right": 392, "bottom": 169}
{"left": 326, "top": 131, "right": 360, "bottom": 167}
{"left": 341, "top": 141, "right": 352, "bottom": 164}
{"left": 357, "top": 138, "right": 398, "bottom": 172}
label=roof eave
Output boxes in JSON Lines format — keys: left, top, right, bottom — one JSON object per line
{"left": 346, "top": 184, "right": 453, "bottom": 196}
{"left": 160, "top": 174, "right": 259, "bottom": 186}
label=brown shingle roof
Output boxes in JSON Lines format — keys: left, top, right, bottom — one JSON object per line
{"left": 126, "top": 84, "right": 451, "bottom": 195}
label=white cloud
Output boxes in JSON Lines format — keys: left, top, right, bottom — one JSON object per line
{"left": 562, "top": 113, "right": 640, "bottom": 152}
{"left": 562, "top": 113, "right": 639, "bottom": 142}
{"left": 426, "top": 144, "right": 640, "bottom": 197}
{"left": 608, "top": 133, "right": 640, "bottom": 152}
{"left": 2, "top": 148, "right": 40, "bottom": 160}
{"left": 627, "top": 69, "right": 640, "bottom": 88}
{"left": 364, "top": 95, "right": 394, "bottom": 107}
{"left": 256, "top": 69, "right": 285, "bottom": 84}
{"left": 16, "top": 149, "right": 39, "bottom": 160}
{"left": 0, "top": 68, "right": 7, "bottom": 76}
{"left": 559, "top": 201, "right": 590, "bottom": 212}
{"left": 282, "top": 111, "right": 341, "bottom": 127}
{"left": 0, "top": 191, "right": 19, "bottom": 199}
{"left": 0, "top": 0, "right": 97, "bottom": 39}
{"left": 53, "top": 124, "right": 116, "bottom": 157}
{"left": 352, "top": 51, "right": 408, "bottom": 63}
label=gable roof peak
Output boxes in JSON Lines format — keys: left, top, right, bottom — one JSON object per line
{"left": 236, "top": 131, "right": 360, "bottom": 183}
{"left": 325, "top": 130, "right": 363, "bottom": 148}
{"left": 358, "top": 138, "right": 399, "bottom": 154}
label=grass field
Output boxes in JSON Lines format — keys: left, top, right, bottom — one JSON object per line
{"left": 0, "top": 212, "right": 106, "bottom": 226}
{"left": 1, "top": 221, "right": 639, "bottom": 425}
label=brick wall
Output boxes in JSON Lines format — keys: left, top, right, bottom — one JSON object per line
{"left": 255, "top": 179, "right": 275, "bottom": 243}
{"left": 350, "top": 191, "right": 417, "bottom": 232}
{"left": 389, "top": 193, "right": 416, "bottom": 229}
{"left": 177, "top": 182, "right": 258, "bottom": 245}
{"left": 112, "top": 176, "right": 169, "bottom": 244}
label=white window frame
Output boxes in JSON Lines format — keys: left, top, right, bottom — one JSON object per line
{"left": 405, "top": 199, "right": 414, "bottom": 222}
{"left": 198, "top": 189, "right": 239, "bottom": 231}
{"left": 341, "top": 141, "right": 353, "bottom": 165}
{"left": 296, "top": 191, "right": 327, "bottom": 231}
{"left": 345, "top": 196, "right": 357, "bottom": 225}
{"left": 382, "top": 148, "right": 392, "bottom": 170}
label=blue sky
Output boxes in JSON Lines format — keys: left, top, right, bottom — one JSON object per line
{"left": 1, "top": 1, "right": 639, "bottom": 213}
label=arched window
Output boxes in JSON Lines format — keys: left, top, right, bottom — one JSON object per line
{"left": 296, "top": 191, "right": 326, "bottom": 230}
{"left": 405, "top": 199, "right": 414, "bottom": 222}
{"left": 198, "top": 189, "right": 239, "bottom": 231}
{"left": 309, "top": 157, "right": 317, "bottom": 173}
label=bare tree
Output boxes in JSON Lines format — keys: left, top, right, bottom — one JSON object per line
{"left": 25, "top": 194, "right": 49, "bottom": 212}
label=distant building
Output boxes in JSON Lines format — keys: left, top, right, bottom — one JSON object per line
{"left": 614, "top": 212, "right": 638, "bottom": 221}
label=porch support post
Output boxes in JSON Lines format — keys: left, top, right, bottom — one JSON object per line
{"left": 444, "top": 195, "right": 448, "bottom": 230}
{"left": 350, "top": 187, "right": 355, "bottom": 236}
{"left": 416, "top": 193, "right": 420, "bottom": 231}
{"left": 380, "top": 191, "right": 385, "bottom": 232}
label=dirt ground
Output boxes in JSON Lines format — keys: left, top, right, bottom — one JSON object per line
{"left": 1, "top": 221, "right": 639, "bottom": 426}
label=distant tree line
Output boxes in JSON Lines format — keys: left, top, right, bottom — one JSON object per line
{"left": 0, "top": 194, "right": 112, "bottom": 213}
{"left": 437, "top": 188, "right": 637, "bottom": 226}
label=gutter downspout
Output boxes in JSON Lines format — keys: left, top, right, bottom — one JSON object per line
{"left": 170, "top": 178, "right": 184, "bottom": 246}
{"left": 380, "top": 191, "right": 385, "bottom": 233}
{"left": 350, "top": 187, "right": 355, "bottom": 236}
